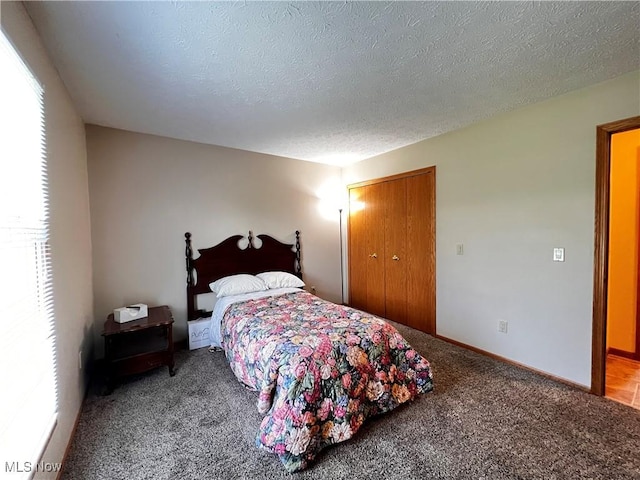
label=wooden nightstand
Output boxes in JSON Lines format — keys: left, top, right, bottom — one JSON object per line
{"left": 102, "top": 305, "right": 175, "bottom": 394}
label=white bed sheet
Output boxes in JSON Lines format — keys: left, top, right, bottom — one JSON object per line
{"left": 208, "top": 287, "right": 303, "bottom": 348}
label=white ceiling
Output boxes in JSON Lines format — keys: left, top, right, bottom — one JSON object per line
{"left": 25, "top": 1, "right": 640, "bottom": 166}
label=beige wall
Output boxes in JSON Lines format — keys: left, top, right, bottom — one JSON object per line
{"left": 344, "top": 70, "right": 640, "bottom": 387}
{"left": 607, "top": 129, "right": 640, "bottom": 353}
{"left": 1, "top": 2, "right": 94, "bottom": 477}
{"left": 86, "top": 126, "right": 342, "bottom": 353}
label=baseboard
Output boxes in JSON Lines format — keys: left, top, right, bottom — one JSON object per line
{"left": 56, "top": 373, "right": 92, "bottom": 480}
{"left": 435, "top": 334, "right": 590, "bottom": 393}
{"left": 608, "top": 347, "right": 639, "bottom": 361}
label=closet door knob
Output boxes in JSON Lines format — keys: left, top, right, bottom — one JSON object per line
{"left": 392, "top": 255, "right": 400, "bottom": 261}
{"left": 369, "top": 253, "right": 378, "bottom": 258}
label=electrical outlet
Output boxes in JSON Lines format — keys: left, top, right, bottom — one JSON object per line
{"left": 78, "top": 349, "right": 82, "bottom": 370}
{"left": 311, "top": 286, "right": 316, "bottom": 294}
{"left": 498, "top": 320, "right": 508, "bottom": 334}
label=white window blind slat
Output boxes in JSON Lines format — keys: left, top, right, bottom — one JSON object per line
{"left": 0, "top": 29, "right": 57, "bottom": 478}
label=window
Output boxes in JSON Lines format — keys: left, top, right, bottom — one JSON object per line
{"left": 0, "top": 30, "right": 57, "bottom": 475}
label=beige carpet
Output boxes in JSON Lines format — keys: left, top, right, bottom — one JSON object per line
{"left": 62, "top": 323, "right": 640, "bottom": 479}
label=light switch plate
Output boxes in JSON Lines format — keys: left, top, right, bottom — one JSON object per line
{"left": 553, "top": 248, "right": 565, "bottom": 262}
{"left": 456, "top": 243, "right": 464, "bottom": 255}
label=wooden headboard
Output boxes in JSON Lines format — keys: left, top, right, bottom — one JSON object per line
{"left": 185, "top": 231, "right": 302, "bottom": 320}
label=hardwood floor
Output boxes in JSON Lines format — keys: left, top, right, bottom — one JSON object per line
{"left": 605, "top": 354, "right": 640, "bottom": 410}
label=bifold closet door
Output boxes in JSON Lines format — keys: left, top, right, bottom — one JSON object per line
{"left": 406, "top": 171, "right": 435, "bottom": 334}
{"left": 384, "top": 179, "right": 407, "bottom": 323}
{"left": 348, "top": 185, "right": 367, "bottom": 311}
{"left": 348, "top": 184, "right": 385, "bottom": 317}
{"left": 364, "top": 182, "right": 386, "bottom": 317}
{"left": 348, "top": 167, "right": 436, "bottom": 335}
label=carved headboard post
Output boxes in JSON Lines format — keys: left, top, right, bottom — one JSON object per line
{"left": 295, "top": 230, "right": 302, "bottom": 278}
{"left": 185, "top": 232, "right": 196, "bottom": 321}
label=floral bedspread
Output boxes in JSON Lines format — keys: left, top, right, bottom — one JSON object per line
{"left": 221, "top": 290, "right": 434, "bottom": 472}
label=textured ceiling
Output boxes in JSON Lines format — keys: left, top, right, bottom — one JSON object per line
{"left": 25, "top": 1, "right": 640, "bottom": 165}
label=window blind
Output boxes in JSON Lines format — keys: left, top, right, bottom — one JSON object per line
{"left": 0, "top": 30, "right": 58, "bottom": 477}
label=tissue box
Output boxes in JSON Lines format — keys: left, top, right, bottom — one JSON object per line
{"left": 188, "top": 317, "right": 211, "bottom": 350}
{"left": 114, "top": 304, "right": 148, "bottom": 323}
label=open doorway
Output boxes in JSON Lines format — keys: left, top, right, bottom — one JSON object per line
{"left": 592, "top": 116, "right": 640, "bottom": 407}
{"left": 605, "top": 127, "right": 640, "bottom": 408}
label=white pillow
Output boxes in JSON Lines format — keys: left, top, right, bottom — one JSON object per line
{"left": 209, "top": 274, "right": 268, "bottom": 298}
{"left": 256, "top": 271, "right": 305, "bottom": 289}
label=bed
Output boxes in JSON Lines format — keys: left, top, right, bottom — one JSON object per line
{"left": 185, "top": 231, "right": 434, "bottom": 472}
